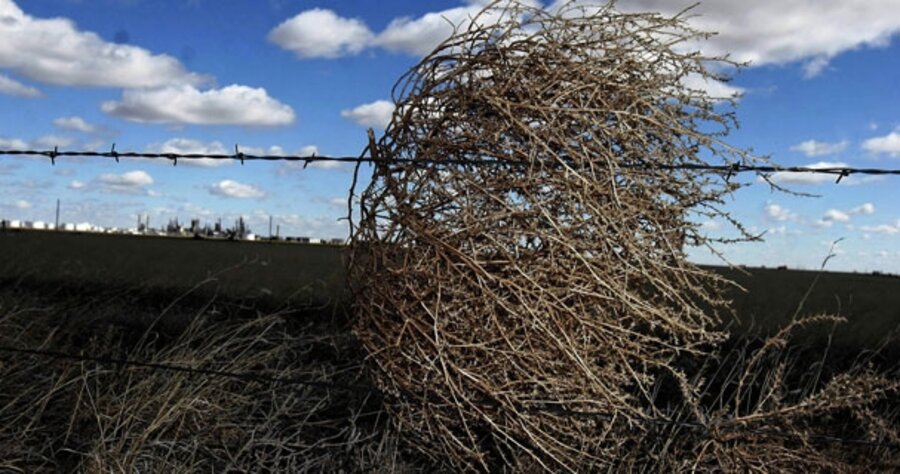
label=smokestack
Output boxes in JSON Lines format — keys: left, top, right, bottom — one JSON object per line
{"left": 269, "top": 215, "right": 273, "bottom": 238}
{"left": 55, "top": 198, "right": 60, "bottom": 231}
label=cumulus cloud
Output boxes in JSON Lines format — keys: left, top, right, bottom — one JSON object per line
{"left": 267, "top": 2, "right": 510, "bottom": 58}
{"left": 0, "top": 137, "right": 28, "bottom": 149}
{"left": 271, "top": 0, "right": 900, "bottom": 78}
{"left": 862, "top": 129, "right": 900, "bottom": 157}
{"left": 860, "top": 221, "right": 900, "bottom": 235}
{"left": 341, "top": 99, "right": 395, "bottom": 128}
{"left": 851, "top": 203, "right": 876, "bottom": 215}
{"left": 53, "top": 116, "right": 96, "bottom": 133}
{"left": 209, "top": 179, "right": 265, "bottom": 199}
{"left": 92, "top": 170, "right": 154, "bottom": 194}
{"left": 13, "top": 199, "right": 29, "bottom": 209}
{"left": 823, "top": 209, "right": 850, "bottom": 222}
{"left": 790, "top": 139, "right": 849, "bottom": 157}
{"left": 373, "top": 0, "right": 507, "bottom": 56}
{"left": 561, "top": 0, "right": 900, "bottom": 76}
{"left": 299, "top": 145, "right": 318, "bottom": 157}
{"left": 765, "top": 203, "right": 797, "bottom": 222}
{"left": 268, "top": 8, "right": 374, "bottom": 58}
{"left": 102, "top": 84, "right": 296, "bottom": 127}
{"left": 802, "top": 56, "right": 831, "bottom": 78}
{"left": 0, "top": 73, "right": 40, "bottom": 97}
{"left": 0, "top": 0, "right": 201, "bottom": 88}
{"left": 33, "top": 135, "right": 76, "bottom": 148}
{"left": 818, "top": 202, "right": 876, "bottom": 227}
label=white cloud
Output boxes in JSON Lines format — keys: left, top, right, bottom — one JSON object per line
{"left": 374, "top": 1, "right": 495, "bottom": 56}
{"left": 862, "top": 129, "right": 900, "bottom": 157}
{"left": 33, "top": 135, "right": 76, "bottom": 148}
{"left": 802, "top": 56, "right": 831, "bottom": 78}
{"left": 765, "top": 203, "right": 797, "bottom": 222}
{"left": 102, "top": 84, "right": 296, "bottom": 127}
{"left": 242, "top": 144, "right": 288, "bottom": 156}
{"left": 341, "top": 99, "right": 395, "bottom": 128}
{"left": 13, "top": 199, "right": 29, "bottom": 209}
{"left": 588, "top": 0, "right": 900, "bottom": 77}
{"left": 94, "top": 170, "right": 154, "bottom": 194}
{"left": 0, "top": 137, "right": 28, "bottom": 149}
{"left": 0, "top": 0, "right": 201, "bottom": 88}
{"left": 209, "top": 179, "right": 265, "bottom": 199}
{"left": 823, "top": 209, "right": 850, "bottom": 222}
{"left": 53, "top": 116, "right": 95, "bottom": 133}
{"left": 269, "top": 0, "right": 900, "bottom": 78}
{"left": 851, "top": 203, "right": 876, "bottom": 215}
{"left": 68, "top": 180, "right": 85, "bottom": 190}
{"left": 860, "top": 222, "right": 900, "bottom": 235}
{"left": 817, "top": 203, "right": 874, "bottom": 227}
{"left": 790, "top": 139, "right": 849, "bottom": 157}
{"left": 767, "top": 225, "right": 802, "bottom": 236}
{"left": 268, "top": 8, "right": 374, "bottom": 58}
{"left": 0, "top": 73, "right": 40, "bottom": 97}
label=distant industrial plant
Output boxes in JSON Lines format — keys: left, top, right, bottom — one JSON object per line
{"left": 0, "top": 199, "right": 344, "bottom": 245}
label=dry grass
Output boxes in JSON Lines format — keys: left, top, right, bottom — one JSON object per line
{"left": 0, "top": 281, "right": 417, "bottom": 473}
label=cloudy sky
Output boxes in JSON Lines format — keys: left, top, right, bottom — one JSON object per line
{"left": 0, "top": 0, "right": 899, "bottom": 272}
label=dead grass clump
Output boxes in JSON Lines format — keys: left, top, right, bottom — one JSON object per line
{"left": 647, "top": 317, "right": 900, "bottom": 472}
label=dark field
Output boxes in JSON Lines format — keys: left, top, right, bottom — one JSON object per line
{"left": 2, "top": 229, "right": 898, "bottom": 351}
{"left": 1, "top": 229, "right": 898, "bottom": 471}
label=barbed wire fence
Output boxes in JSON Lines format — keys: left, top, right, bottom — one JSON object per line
{"left": 2, "top": 147, "right": 900, "bottom": 184}
{"left": 3, "top": 145, "right": 900, "bottom": 465}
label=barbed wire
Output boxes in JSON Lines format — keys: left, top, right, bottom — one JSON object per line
{"left": 2, "top": 147, "right": 900, "bottom": 183}
{"left": 1, "top": 342, "right": 898, "bottom": 452}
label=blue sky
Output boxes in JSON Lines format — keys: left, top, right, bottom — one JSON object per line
{"left": 1, "top": 0, "right": 899, "bottom": 272}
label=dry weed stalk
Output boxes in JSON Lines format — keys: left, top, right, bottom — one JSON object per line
{"left": 349, "top": 1, "right": 898, "bottom": 471}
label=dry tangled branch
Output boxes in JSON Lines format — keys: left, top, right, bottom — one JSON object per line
{"left": 349, "top": 1, "right": 760, "bottom": 470}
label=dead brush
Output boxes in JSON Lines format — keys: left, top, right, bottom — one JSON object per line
{"left": 348, "top": 0, "right": 900, "bottom": 471}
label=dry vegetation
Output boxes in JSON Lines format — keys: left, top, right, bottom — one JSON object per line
{"left": 349, "top": 0, "right": 900, "bottom": 471}
{"left": 0, "top": 281, "right": 414, "bottom": 473}
{"left": 1, "top": 1, "right": 898, "bottom": 472}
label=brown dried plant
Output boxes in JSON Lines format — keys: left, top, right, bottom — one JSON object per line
{"left": 348, "top": 1, "right": 898, "bottom": 471}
